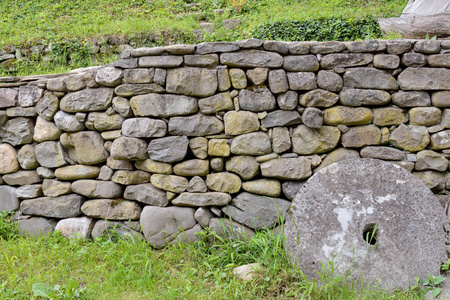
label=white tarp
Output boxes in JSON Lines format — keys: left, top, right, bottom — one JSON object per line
{"left": 402, "top": 0, "right": 450, "bottom": 16}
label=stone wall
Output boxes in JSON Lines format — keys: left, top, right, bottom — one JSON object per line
{"left": 0, "top": 39, "right": 449, "bottom": 247}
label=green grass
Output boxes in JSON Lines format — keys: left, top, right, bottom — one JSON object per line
{"left": 0, "top": 213, "right": 423, "bottom": 299}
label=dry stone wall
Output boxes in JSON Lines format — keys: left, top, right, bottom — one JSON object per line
{"left": 0, "top": 39, "right": 449, "bottom": 247}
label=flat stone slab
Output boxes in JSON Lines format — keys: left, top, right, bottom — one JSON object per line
{"left": 285, "top": 159, "right": 448, "bottom": 291}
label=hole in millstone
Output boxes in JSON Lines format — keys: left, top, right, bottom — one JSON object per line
{"left": 362, "top": 223, "right": 378, "bottom": 246}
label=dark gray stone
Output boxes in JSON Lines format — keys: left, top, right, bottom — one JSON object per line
{"left": 277, "top": 91, "right": 298, "bottom": 110}
{"left": 18, "top": 217, "right": 57, "bottom": 236}
{"left": 414, "top": 40, "right": 441, "bottom": 54}
{"left": 184, "top": 54, "right": 219, "bottom": 67}
{"left": 288, "top": 42, "right": 310, "bottom": 54}
{"left": 360, "top": 146, "right": 405, "bottom": 161}
{"left": 196, "top": 42, "right": 239, "bottom": 54}
{"left": 387, "top": 40, "right": 412, "bottom": 54}
{"left": 391, "top": 91, "right": 430, "bottom": 107}
{"left": 239, "top": 86, "right": 276, "bottom": 112}
{"left": 320, "top": 53, "right": 373, "bottom": 69}
{"left": 401, "top": 53, "right": 426, "bottom": 68}
{"left": 302, "top": 107, "right": 324, "bottom": 129}
{"left": 139, "top": 55, "right": 183, "bottom": 68}
{"left": 339, "top": 89, "right": 391, "bottom": 106}
{"left": 283, "top": 55, "right": 319, "bottom": 72}
{"left": 268, "top": 69, "right": 289, "bottom": 94}
{"left": 0, "top": 117, "right": 34, "bottom": 145}
{"left": 222, "top": 192, "right": 290, "bottom": 230}
{"left": 263, "top": 41, "right": 289, "bottom": 54}
{"left": 282, "top": 181, "right": 305, "bottom": 200}
{"left": 346, "top": 40, "right": 386, "bottom": 53}
{"left": 344, "top": 68, "right": 398, "bottom": 90}
{"left": 168, "top": 114, "right": 224, "bottom": 136}
{"left": 236, "top": 39, "right": 264, "bottom": 49}
{"left": 261, "top": 110, "right": 302, "bottom": 128}
{"left": 60, "top": 88, "right": 114, "bottom": 112}
{"left": 148, "top": 136, "right": 189, "bottom": 163}
{"left": 114, "top": 83, "right": 165, "bottom": 97}
{"left": 287, "top": 72, "right": 316, "bottom": 90}
{"left": 285, "top": 159, "right": 448, "bottom": 291}
{"left": 310, "top": 41, "right": 346, "bottom": 54}
{"left": 20, "top": 194, "right": 83, "bottom": 218}
{"left": 398, "top": 68, "right": 450, "bottom": 91}
{"left": 317, "top": 70, "right": 343, "bottom": 92}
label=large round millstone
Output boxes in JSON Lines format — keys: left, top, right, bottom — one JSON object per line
{"left": 285, "top": 158, "right": 448, "bottom": 291}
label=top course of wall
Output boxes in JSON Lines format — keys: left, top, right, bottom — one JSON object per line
{"left": 0, "top": 39, "right": 450, "bottom": 247}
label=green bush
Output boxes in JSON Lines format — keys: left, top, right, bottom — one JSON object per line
{"left": 251, "top": 16, "right": 383, "bottom": 41}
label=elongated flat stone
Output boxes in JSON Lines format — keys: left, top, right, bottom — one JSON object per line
{"left": 220, "top": 50, "right": 283, "bottom": 68}
{"left": 130, "top": 93, "right": 198, "bottom": 117}
{"left": 20, "top": 194, "right": 83, "bottom": 218}
{"left": 172, "top": 192, "right": 232, "bottom": 207}
{"left": 60, "top": 88, "right": 114, "bottom": 112}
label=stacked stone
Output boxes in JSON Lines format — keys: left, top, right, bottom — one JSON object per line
{"left": 0, "top": 39, "right": 449, "bottom": 247}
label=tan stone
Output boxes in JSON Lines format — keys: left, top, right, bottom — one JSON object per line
{"left": 173, "top": 159, "right": 209, "bottom": 176}
{"left": 413, "top": 171, "right": 445, "bottom": 193}
{"left": 224, "top": 111, "right": 259, "bottom": 135}
{"left": 81, "top": 200, "right": 141, "bottom": 220}
{"left": 112, "top": 170, "right": 150, "bottom": 185}
{"left": 189, "top": 137, "right": 208, "bottom": 159}
{"left": 135, "top": 159, "right": 173, "bottom": 175}
{"left": 260, "top": 157, "right": 311, "bottom": 180}
{"left": 323, "top": 106, "right": 373, "bottom": 126}
{"left": 33, "top": 116, "right": 62, "bottom": 142}
{"left": 389, "top": 124, "right": 430, "bottom": 152}
{"left": 430, "top": 130, "right": 450, "bottom": 150}
{"left": 242, "top": 179, "right": 281, "bottom": 197}
{"left": 150, "top": 174, "right": 188, "bottom": 193}
{"left": 272, "top": 127, "right": 291, "bottom": 153}
{"left": 55, "top": 165, "right": 101, "bottom": 180}
{"left": 206, "top": 172, "right": 242, "bottom": 193}
{"left": 415, "top": 150, "right": 448, "bottom": 172}
{"left": 313, "top": 148, "right": 360, "bottom": 173}
{"left": 409, "top": 107, "right": 442, "bottom": 126}
{"left": 42, "top": 179, "right": 72, "bottom": 197}
{"left": 341, "top": 126, "right": 381, "bottom": 148}
{"left": 208, "top": 139, "right": 230, "bottom": 156}
{"left": 0, "top": 144, "right": 19, "bottom": 174}
{"left": 229, "top": 68, "right": 247, "bottom": 89}
{"left": 225, "top": 156, "right": 260, "bottom": 180}
{"left": 299, "top": 89, "right": 339, "bottom": 107}
{"left": 292, "top": 125, "right": 340, "bottom": 155}
{"left": 373, "top": 107, "right": 408, "bottom": 126}
{"left": 246, "top": 68, "right": 268, "bottom": 85}
{"left": 431, "top": 91, "right": 450, "bottom": 107}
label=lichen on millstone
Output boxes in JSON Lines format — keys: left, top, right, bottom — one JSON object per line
{"left": 284, "top": 159, "right": 448, "bottom": 291}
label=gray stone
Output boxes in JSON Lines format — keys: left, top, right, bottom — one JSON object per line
{"left": 287, "top": 72, "right": 316, "bottom": 90}
{"left": 208, "top": 218, "right": 254, "bottom": 241}
{"left": 346, "top": 40, "right": 386, "bottom": 53}
{"left": 154, "top": 68, "right": 167, "bottom": 85}
{"left": 261, "top": 110, "right": 301, "bottom": 128}
{"left": 46, "top": 78, "right": 67, "bottom": 92}
{"left": 150, "top": 174, "right": 188, "bottom": 193}
{"left": 16, "top": 184, "right": 43, "bottom": 199}
{"left": 172, "top": 192, "right": 232, "bottom": 207}
{"left": 6, "top": 107, "right": 36, "bottom": 117}
{"left": 432, "top": 91, "right": 450, "bottom": 108}
{"left": 18, "top": 85, "right": 44, "bottom": 107}
{"left": 272, "top": 127, "right": 291, "bottom": 153}
{"left": 199, "top": 92, "right": 233, "bottom": 114}
{"left": 229, "top": 68, "right": 247, "bottom": 89}
{"left": 288, "top": 42, "right": 310, "bottom": 54}
{"left": 389, "top": 124, "right": 430, "bottom": 152}
{"left": 391, "top": 91, "right": 430, "bottom": 107}
{"left": 310, "top": 41, "right": 346, "bottom": 54}
{"left": 317, "top": 70, "right": 343, "bottom": 92}
{"left": 54, "top": 111, "right": 85, "bottom": 132}
{"left": 339, "top": 89, "right": 391, "bottom": 107}
{"left": 20, "top": 194, "right": 83, "bottom": 218}
{"left": 33, "top": 116, "right": 61, "bottom": 142}
{"left": 237, "top": 39, "right": 264, "bottom": 49}
{"left": 168, "top": 114, "right": 224, "bottom": 136}
{"left": 112, "top": 58, "right": 138, "bottom": 69}
{"left": 55, "top": 217, "right": 94, "bottom": 239}
{"left": 166, "top": 67, "right": 217, "bottom": 97}
{"left": 300, "top": 89, "right": 339, "bottom": 107}
{"left": 185, "top": 54, "right": 219, "bottom": 67}
{"left": 220, "top": 50, "right": 283, "bottom": 68}
{"left": 60, "top": 131, "right": 108, "bottom": 165}
{"left": 65, "top": 74, "right": 86, "bottom": 91}
{"left": 268, "top": 69, "right": 289, "bottom": 94}
{"left": 263, "top": 41, "right": 289, "bottom": 54}
{"left": 206, "top": 172, "right": 242, "bottom": 194}
{"left": 123, "top": 68, "right": 153, "bottom": 84}
{"left": 283, "top": 55, "right": 319, "bottom": 72}
{"left": 81, "top": 200, "right": 141, "bottom": 220}
{"left": 97, "top": 166, "right": 114, "bottom": 181}
{"left": 131, "top": 47, "right": 165, "bottom": 57}
{"left": 195, "top": 207, "right": 214, "bottom": 228}
{"left": 431, "top": 130, "right": 450, "bottom": 150}
{"left": 187, "top": 176, "right": 208, "bottom": 193}
{"left": 281, "top": 181, "right": 305, "bottom": 200}
{"left": 246, "top": 68, "right": 268, "bottom": 86}
{"left": 34, "top": 141, "right": 67, "bottom": 168}
{"left": 414, "top": 40, "right": 441, "bottom": 54}
{"left": 373, "top": 54, "right": 400, "bottom": 69}
{"left": 292, "top": 125, "right": 340, "bottom": 155}
{"left": 110, "top": 137, "right": 148, "bottom": 160}
{"left": 344, "top": 68, "right": 398, "bottom": 90}
{"left": 122, "top": 118, "right": 166, "bottom": 138}
{"left": 148, "top": 136, "right": 189, "bottom": 163}
{"left": 140, "top": 206, "right": 196, "bottom": 248}
{"left": 285, "top": 159, "right": 448, "bottom": 291}
{"left": 398, "top": 68, "right": 450, "bottom": 90}
{"left": 139, "top": 55, "right": 183, "bottom": 68}
{"left": 413, "top": 171, "right": 445, "bottom": 193}
{"left": 0, "top": 88, "right": 18, "bottom": 108}
{"left": 428, "top": 54, "right": 450, "bottom": 68}
{"left": 0, "top": 143, "right": 19, "bottom": 174}
{"left": 0, "top": 186, "right": 19, "bottom": 211}
{"left": 173, "top": 159, "right": 209, "bottom": 177}
{"left": 387, "top": 40, "right": 412, "bottom": 54}
{"left": 18, "top": 217, "right": 57, "bottom": 236}
{"left": 230, "top": 132, "right": 271, "bottom": 155}
{"left": 196, "top": 42, "right": 239, "bottom": 54}
{"left": 71, "top": 180, "right": 122, "bottom": 198}
{"left": 225, "top": 156, "right": 259, "bottom": 180}
{"left": 238, "top": 86, "right": 276, "bottom": 112}
{"left": 260, "top": 157, "right": 311, "bottom": 180}
{"left": 130, "top": 93, "right": 198, "bottom": 118}
{"left": 2, "top": 171, "right": 42, "bottom": 186}
{"left": 95, "top": 67, "right": 123, "bottom": 87}
{"left": 0, "top": 117, "right": 34, "bottom": 145}
{"left": 341, "top": 126, "right": 381, "bottom": 148}
{"left": 60, "top": 88, "right": 114, "bottom": 112}
{"left": 42, "top": 179, "right": 71, "bottom": 197}
{"left": 320, "top": 53, "right": 373, "bottom": 69}
{"left": 401, "top": 53, "right": 426, "bottom": 68}
{"left": 124, "top": 183, "right": 168, "bottom": 207}
{"left": 277, "top": 91, "right": 298, "bottom": 110}
{"left": 360, "top": 146, "right": 405, "bottom": 161}
{"left": 409, "top": 107, "right": 442, "bottom": 126}
{"left": 415, "top": 150, "right": 448, "bottom": 172}
{"left": 36, "top": 167, "right": 55, "bottom": 179}
{"left": 217, "top": 68, "right": 231, "bottom": 91}
{"left": 302, "top": 107, "right": 323, "bottom": 129}
{"left": 112, "top": 96, "right": 133, "bottom": 117}
{"left": 114, "top": 83, "right": 164, "bottom": 97}
{"left": 314, "top": 148, "right": 360, "bottom": 173}
{"left": 189, "top": 137, "right": 208, "bottom": 159}
{"left": 54, "top": 165, "right": 100, "bottom": 181}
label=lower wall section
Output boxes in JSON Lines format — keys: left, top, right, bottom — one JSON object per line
{"left": 0, "top": 39, "right": 449, "bottom": 247}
